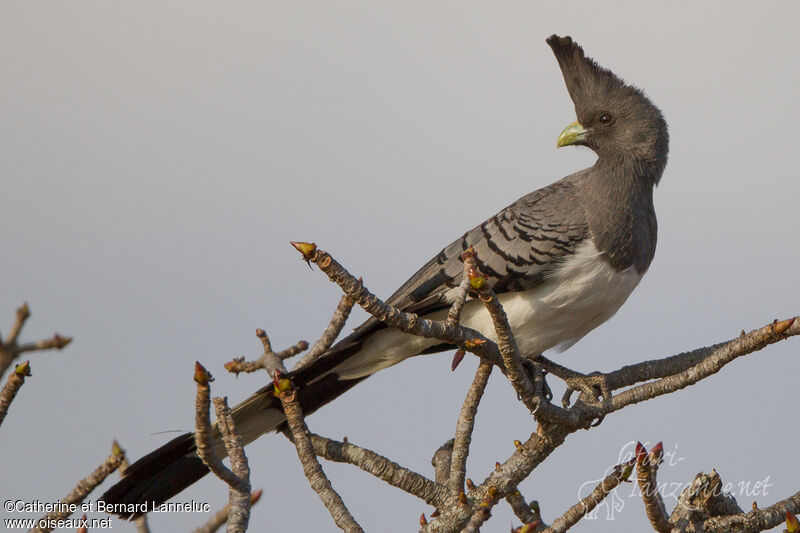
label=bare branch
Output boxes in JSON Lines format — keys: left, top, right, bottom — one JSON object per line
{"left": 460, "top": 503, "right": 492, "bottom": 533}
{"left": 603, "top": 317, "right": 799, "bottom": 415}
{"left": 466, "top": 251, "right": 535, "bottom": 408}
{"left": 15, "top": 333, "right": 72, "bottom": 354}
{"left": 505, "top": 490, "right": 539, "bottom": 526}
{"left": 290, "top": 242, "right": 504, "bottom": 366}
{"left": 432, "top": 439, "right": 454, "bottom": 486}
{"left": 191, "top": 490, "right": 263, "bottom": 533}
{"left": 193, "top": 362, "right": 253, "bottom": 532}
{"left": 634, "top": 442, "right": 670, "bottom": 533}
{"left": 224, "top": 330, "right": 308, "bottom": 376}
{"left": 306, "top": 432, "right": 450, "bottom": 509}
{"left": 295, "top": 293, "right": 355, "bottom": 370}
{"left": 540, "top": 460, "right": 633, "bottom": 533}
{"left": 0, "top": 360, "right": 30, "bottom": 428}
{"left": 194, "top": 362, "right": 248, "bottom": 492}
{"left": 0, "top": 303, "right": 72, "bottom": 378}
{"left": 213, "top": 397, "right": 253, "bottom": 532}
{"left": 31, "top": 443, "right": 125, "bottom": 533}
{"left": 3, "top": 302, "right": 31, "bottom": 346}
{"left": 445, "top": 267, "right": 472, "bottom": 327}
{"left": 701, "top": 489, "right": 800, "bottom": 533}
{"left": 670, "top": 469, "right": 743, "bottom": 531}
{"left": 279, "top": 385, "right": 365, "bottom": 533}
{"left": 449, "top": 362, "right": 492, "bottom": 493}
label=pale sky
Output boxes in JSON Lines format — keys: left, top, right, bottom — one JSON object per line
{"left": 1, "top": 2, "right": 798, "bottom": 532}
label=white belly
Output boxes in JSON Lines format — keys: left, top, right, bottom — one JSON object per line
{"left": 334, "top": 240, "right": 643, "bottom": 380}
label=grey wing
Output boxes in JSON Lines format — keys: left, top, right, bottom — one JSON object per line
{"left": 385, "top": 179, "right": 589, "bottom": 319}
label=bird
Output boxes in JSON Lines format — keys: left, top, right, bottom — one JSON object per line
{"left": 102, "top": 34, "right": 669, "bottom": 518}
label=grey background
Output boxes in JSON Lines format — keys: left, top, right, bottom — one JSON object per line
{"left": 1, "top": 2, "right": 798, "bottom": 532}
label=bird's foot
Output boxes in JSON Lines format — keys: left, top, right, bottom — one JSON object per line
{"left": 523, "top": 359, "right": 552, "bottom": 413}
{"left": 561, "top": 371, "right": 610, "bottom": 409}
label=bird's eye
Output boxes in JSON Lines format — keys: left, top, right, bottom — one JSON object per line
{"left": 598, "top": 113, "right": 613, "bottom": 125}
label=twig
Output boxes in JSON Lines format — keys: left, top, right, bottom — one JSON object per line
{"left": 505, "top": 490, "right": 539, "bottom": 526}
{"left": 303, "top": 432, "right": 449, "bottom": 508}
{"left": 459, "top": 487, "right": 499, "bottom": 533}
{"left": 3, "top": 302, "right": 30, "bottom": 346}
{"left": 213, "top": 397, "right": 253, "bottom": 532}
{"left": 449, "top": 362, "right": 492, "bottom": 493}
{"left": 0, "top": 303, "right": 72, "bottom": 379}
{"left": 702, "top": 488, "right": 800, "bottom": 532}
{"left": 224, "top": 330, "right": 308, "bottom": 376}
{"left": 192, "top": 490, "right": 263, "bottom": 533}
{"left": 460, "top": 503, "right": 492, "bottom": 533}
{"left": 295, "top": 294, "right": 355, "bottom": 370}
{"left": 30, "top": 444, "right": 125, "bottom": 533}
{"left": 446, "top": 264, "right": 472, "bottom": 327}
{"left": 465, "top": 249, "right": 535, "bottom": 409}
{"left": 670, "top": 469, "right": 742, "bottom": 530}
{"left": 432, "top": 439, "right": 454, "bottom": 486}
{"left": 194, "top": 363, "right": 246, "bottom": 490}
{"left": 539, "top": 460, "right": 633, "bottom": 533}
{"left": 603, "top": 317, "right": 799, "bottom": 415}
{"left": 634, "top": 442, "right": 670, "bottom": 533}
{"left": 0, "top": 360, "right": 30, "bottom": 428}
{"left": 194, "top": 362, "right": 253, "bottom": 532}
{"left": 279, "top": 385, "right": 365, "bottom": 532}
{"left": 290, "top": 242, "right": 504, "bottom": 366}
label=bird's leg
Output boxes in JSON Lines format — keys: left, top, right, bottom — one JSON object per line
{"left": 523, "top": 359, "right": 552, "bottom": 406}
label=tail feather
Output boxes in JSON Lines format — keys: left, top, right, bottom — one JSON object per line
{"left": 100, "top": 433, "right": 206, "bottom": 519}
{"left": 101, "top": 331, "right": 373, "bottom": 519}
{"left": 101, "top": 323, "right": 450, "bottom": 519}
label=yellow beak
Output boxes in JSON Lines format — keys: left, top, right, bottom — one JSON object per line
{"left": 556, "top": 121, "right": 588, "bottom": 147}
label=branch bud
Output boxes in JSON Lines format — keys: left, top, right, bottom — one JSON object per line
{"left": 635, "top": 441, "right": 647, "bottom": 464}
{"left": 468, "top": 267, "right": 486, "bottom": 290}
{"left": 773, "top": 317, "right": 795, "bottom": 335}
{"left": 14, "top": 360, "right": 31, "bottom": 377}
{"left": 193, "top": 361, "right": 213, "bottom": 385}
{"left": 451, "top": 349, "right": 466, "bottom": 371}
{"left": 787, "top": 510, "right": 800, "bottom": 533}
{"left": 290, "top": 241, "right": 318, "bottom": 266}
{"left": 464, "top": 338, "right": 486, "bottom": 350}
{"left": 649, "top": 441, "right": 663, "bottom": 465}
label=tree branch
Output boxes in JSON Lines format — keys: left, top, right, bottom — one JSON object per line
{"left": 539, "top": 459, "right": 633, "bottom": 533}
{"left": 306, "top": 432, "right": 450, "bottom": 509}
{"left": 603, "top": 317, "right": 798, "bottom": 416}
{"left": 224, "top": 329, "right": 308, "bottom": 376}
{"left": 279, "top": 384, "right": 365, "bottom": 533}
{"left": 30, "top": 443, "right": 125, "bottom": 533}
{"left": 449, "top": 362, "right": 492, "bottom": 493}
{"left": 290, "top": 242, "right": 504, "bottom": 367}
{"left": 0, "top": 360, "right": 30, "bottom": 428}
{"left": 191, "top": 490, "right": 263, "bottom": 533}
{"left": 295, "top": 294, "right": 355, "bottom": 370}
{"left": 505, "top": 490, "right": 539, "bottom": 526}
{"left": 700, "top": 489, "right": 800, "bottom": 532}
{"left": 193, "top": 362, "right": 253, "bottom": 532}
{"left": 213, "top": 397, "right": 253, "bottom": 532}
{"left": 0, "top": 303, "right": 71, "bottom": 379}
{"left": 634, "top": 442, "right": 670, "bottom": 533}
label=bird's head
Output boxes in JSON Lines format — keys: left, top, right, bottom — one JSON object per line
{"left": 547, "top": 35, "right": 669, "bottom": 182}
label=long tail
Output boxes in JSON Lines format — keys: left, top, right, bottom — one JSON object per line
{"left": 100, "top": 329, "right": 377, "bottom": 519}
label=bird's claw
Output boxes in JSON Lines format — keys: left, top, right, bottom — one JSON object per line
{"left": 562, "top": 371, "right": 610, "bottom": 408}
